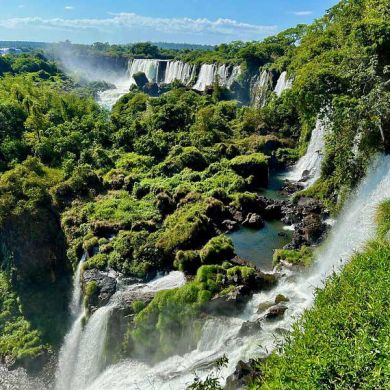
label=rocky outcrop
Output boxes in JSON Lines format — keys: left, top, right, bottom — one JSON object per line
{"left": 82, "top": 269, "right": 117, "bottom": 311}
{"left": 225, "top": 359, "right": 259, "bottom": 390}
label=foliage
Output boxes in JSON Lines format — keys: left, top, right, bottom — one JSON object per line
{"left": 272, "top": 246, "right": 313, "bottom": 267}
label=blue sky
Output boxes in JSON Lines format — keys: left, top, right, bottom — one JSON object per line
{"left": 0, "top": 0, "right": 339, "bottom": 45}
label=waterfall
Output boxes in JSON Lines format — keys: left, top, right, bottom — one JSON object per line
{"left": 55, "top": 255, "right": 86, "bottom": 390}
{"left": 251, "top": 70, "right": 273, "bottom": 107}
{"left": 274, "top": 71, "right": 293, "bottom": 97}
{"left": 69, "top": 305, "right": 114, "bottom": 389}
{"left": 87, "top": 155, "right": 390, "bottom": 390}
{"left": 55, "top": 271, "right": 185, "bottom": 390}
{"left": 193, "top": 64, "right": 216, "bottom": 91}
{"left": 286, "top": 118, "right": 327, "bottom": 187}
{"left": 128, "top": 59, "right": 160, "bottom": 84}
{"left": 163, "top": 61, "right": 195, "bottom": 85}
{"left": 193, "top": 64, "right": 241, "bottom": 91}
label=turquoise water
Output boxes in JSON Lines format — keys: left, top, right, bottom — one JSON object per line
{"left": 229, "top": 221, "right": 292, "bottom": 271}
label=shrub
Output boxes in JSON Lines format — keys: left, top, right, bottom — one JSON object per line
{"left": 199, "top": 235, "right": 235, "bottom": 265}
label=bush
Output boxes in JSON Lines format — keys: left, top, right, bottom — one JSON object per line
{"left": 199, "top": 235, "right": 235, "bottom": 265}
{"left": 229, "top": 153, "right": 269, "bottom": 187}
{"left": 272, "top": 246, "right": 313, "bottom": 267}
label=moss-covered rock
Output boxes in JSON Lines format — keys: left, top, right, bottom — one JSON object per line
{"left": 229, "top": 153, "right": 269, "bottom": 187}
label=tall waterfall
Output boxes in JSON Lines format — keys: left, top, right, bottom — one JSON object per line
{"left": 87, "top": 155, "right": 390, "bottom": 389}
{"left": 55, "top": 255, "right": 86, "bottom": 390}
{"left": 286, "top": 118, "right": 327, "bottom": 187}
{"left": 274, "top": 71, "right": 293, "bottom": 97}
{"left": 55, "top": 271, "right": 185, "bottom": 390}
{"left": 251, "top": 70, "right": 273, "bottom": 107}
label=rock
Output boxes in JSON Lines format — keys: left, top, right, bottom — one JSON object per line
{"left": 238, "top": 320, "right": 262, "bottom": 337}
{"left": 206, "top": 285, "right": 252, "bottom": 315}
{"left": 222, "top": 219, "right": 238, "bottom": 232}
{"left": 224, "top": 359, "right": 258, "bottom": 390}
{"left": 265, "top": 304, "right": 288, "bottom": 320}
{"left": 230, "top": 209, "right": 244, "bottom": 223}
{"left": 142, "top": 82, "right": 159, "bottom": 97}
{"left": 275, "top": 294, "right": 289, "bottom": 304}
{"left": 257, "top": 301, "right": 274, "bottom": 313}
{"left": 243, "top": 213, "right": 264, "bottom": 229}
{"left": 83, "top": 269, "right": 117, "bottom": 308}
{"left": 132, "top": 71, "right": 148, "bottom": 88}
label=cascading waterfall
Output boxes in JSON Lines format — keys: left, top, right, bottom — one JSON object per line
{"left": 55, "top": 255, "right": 87, "bottom": 390}
{"left": 251, "top": 70, "right": 273, "bottom": 107}
{"left": 286, "top": 118, "right": 327, "bottom": 187}
{"left": 163, "top": 60, "right": 196, "bottom": 85}
{"left": 274, "top": 71, "right": 293, "bottom": 97}
{"left": 87, "top": 155, "right": 390, "bottom": 390}
{"left": 56, "top": 271, "right": 185, "bottom": 390}
{"left": 193, "top": 63, "right": 241, "bottom": 91}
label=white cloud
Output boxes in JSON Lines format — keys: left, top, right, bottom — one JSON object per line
{"left": 0, "top": 12, "right": 277, "bottom": 40}
{"left": 65, "top": 6, "right": 74, "bottom": 11}
{"left": 292, "top": 11, "right": 313, "bottom": 16}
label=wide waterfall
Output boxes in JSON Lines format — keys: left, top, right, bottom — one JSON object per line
{"left": 286, "top": 118, "right": 327, "bottom": 187}
{"left": 86, "top": 154, "right": 390, "bottom": 389}
{"left": 274, "top": 71, "right": 293, "bottom": 97}
{"left": 251, "top": 70, "right": 273, "bottom": 107}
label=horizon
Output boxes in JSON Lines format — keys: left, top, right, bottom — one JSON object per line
{"left": 0, "top": 0, "right": 338, "bottom": 45}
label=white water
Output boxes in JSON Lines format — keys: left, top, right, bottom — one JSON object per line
{"left": 87, "top": 155, "right": 390, "bottom": 389}
{"left": 193, "top": 63, "right": 241, "bottom": 91}
{"left": 55, "top": 271, "right": 185, "bottom": 390}
{"left": 128, "top": 59, "right": 160, "bottom": 84}
{"left": 274, "top": 71, "right": 293, "bottom": 97}
{"left": 55, "top": 255, "right": 87, "bottom": 390}
{"left": 164, "top": 60, "right": 196, "bottom": 85}
{"left": 251, "top": 70, "right": 273, "bottom": 107}
{"left": 286, "top": 118, "right": 327, "bottom": 187}
{"left": 97, "top": 78, "right": 132, "bottom": 110}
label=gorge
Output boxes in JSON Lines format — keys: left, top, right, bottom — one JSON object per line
{"left": 0, "top": 0, "right": 389, "bottom": 389}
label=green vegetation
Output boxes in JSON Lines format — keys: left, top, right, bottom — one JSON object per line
{"left": 125, "top": 264, "right": 251, "bottom": 360}
{"left": 252, "top": 202, "right": 390, "bottom": 389}
{"left": 272, "top": 246, "right": 313, "bottom": 267}
{"left": 0, "top": 270, "right": 46, "bottom": 365}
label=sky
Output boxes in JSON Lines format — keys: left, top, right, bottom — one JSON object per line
{"left": 0, "top": 0, "right": 339, "bottom": 45}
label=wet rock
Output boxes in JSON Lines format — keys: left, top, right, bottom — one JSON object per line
{"left": 132, "top": 71, "right": 148, "bottom": 88}
{"left": 243, "top": 213, "right": 264, "bottom": 229}
{"left": 281, "top": 181, "right": 304, "bottom": 195}
{"left": 238, "top": 320, "right": 262, "bottom": 337}
{"left": 222, "top": 219, "right": 238, "bottom": 232}
{"left": 230, "top": 208, "right": 244, "bottom": 223}
{"left": 225, "top": 359, "right": 258, "bottom": 390}
{"left": 265, "top": 304, "right": 288, "bottom": 320}
{"left": 206, "top": 285, "right": 252, "bottom": 315}
{"left": 83, "top": 269, "right": 117, "bottom": 308}
{"left": 257, "top": 301, "right": 274, "bottom": 313}
{"left": 275, "top": 294, "right": 289, "bottom": 304}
